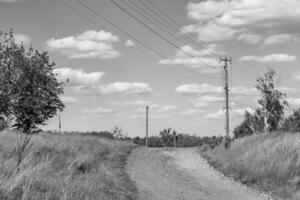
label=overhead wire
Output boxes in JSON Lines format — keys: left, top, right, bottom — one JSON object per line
{"left": 58, "top": 0, "right": 222, "bottom": 81}
{"left": 136, "top": 0, "right": 225, "bottom": 57}
{"left": 109, "top": 0, "right": 223, "bottom": 75}
{"left": 123, "top": 0, "right": 223, "bottom": 70}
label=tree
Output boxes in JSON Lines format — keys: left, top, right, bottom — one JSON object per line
{"left": 0, "top": 29, "right": 64, "bottom": 133}
{"left": 0, "top": 29, "right": 64, "bottom": 167}
{"left": 255, "top": 68, "right": 288, "bottom": 132}
{"left": 233, "top": 69, "right": 287, "bottom": 139}
{"left": 281, "top": 109, "right": 300, "bottom": 132}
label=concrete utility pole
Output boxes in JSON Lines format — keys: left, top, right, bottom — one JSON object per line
{"left": 220, "top": 57, "right": 232, "bottom": 138}
{"left": 146, "top": 106, "right": 149, "bottom": 147}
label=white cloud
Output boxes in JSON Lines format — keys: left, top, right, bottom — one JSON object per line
{"left": 205, "top": 108, "right": 254, "bottom": 119}
{"left": 287, "top": 98, "right": 300, "bottom": 107}
{"left": 14, "top": 33, "right": 30, "bottom": 45}
{"left": 85, "top": 106, "right": 115, "bottom": 114}
{"left": 231, "top": 87, "right": 256, "bottom": 95}
{"left": 0, "top": 0, "right": 20, "bottom": 2}
{"left": 61, "top": 96, "right": 79, "bottom": 104}
{"left": 130, "top": 113, "right": 169, "bottom": 120}
{"left": 184, "top": 0, "right": 300, "bottom": 42}
{"left": 53, "top": 68, "right": 104, "bottom": 86}
{"left": 46, "top": 30, "right": 120, "bottom": 59}
{"left": 239, "top": 54, "right": 296, "bottom": 62}
{"left": 98, "top": 82, "right": 151, "bottom": 95}
{"left": 117, "top": 100, "right": 150, "bottom": 106}
{"left": 265, "top": 34, "right": 298, "bottom": 45}
{"left": 293, "top": 71, "right": 300, "bottom": 81}
{"left": 76, "top": 82, "right": 152, "bottom": 95}
{"left": 125, "top": 39, "right": 135, "bottom": 47}
{"left": 180, "top": 108, "right": 204, "bottom": 116}
{"left": 182, "top": 21, "right": 238, "bottom": 42}
{"left": 237, "top": 33, "right": 262, "bottom": 44}
{"left": 175, "top": 83, "right": 223, "bottom": 95}
{"left": 155, "top": 105, "right": 177, "bottom": 113}
{"left": 279, "top": 87, "right": 299, "bottom": 93}
{"left": 197, "top": 95, "right": 224, "bottom": 103}
{"left": 159, "top": 44, "right": 224, "bottom": 73}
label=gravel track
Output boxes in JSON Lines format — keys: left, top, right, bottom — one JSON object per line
{"left": 126, "top": 148, "right": 274, "bottom": 200}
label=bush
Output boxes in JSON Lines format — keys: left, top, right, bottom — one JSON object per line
{"left": 281, "top": 109, "right": 300, "bottom": 132}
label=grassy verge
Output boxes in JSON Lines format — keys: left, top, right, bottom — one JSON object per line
{"left": 0, "top": 130, "right": 138, "bottom": 200}
{"left": 201, "top": 132, "right": 300, "bottom": 200}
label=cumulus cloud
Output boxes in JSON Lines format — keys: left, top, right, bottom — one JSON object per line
{"left": 117, "top": 100, "right": 150, "bottom": 106}
{"left": 54, "top": 68, "right": 104, "bottom": 86}
{"left": 205, "top": 108, "right": 254, "bottom": 119}
{"left": 14, "top": 33, "right": 30, "bottom": 45}
{"left": 155, "top": 105, "right": 177, "bottom": 113}
{"left": 180, "top": 108, "right": 204, "bottom": 116}
{"left": 46, "top": 30, "right": 120, "bottom": 59}
{"left": 264, "top": 34, "right": 298, "bottom": 45}
{"left": 130, "top": 113, "right": 170, "bottom": 120}
{"left": 287, "top": 98, "right": 300, "bottom": 107}
{"left": 159, "top": 44, "right": 224, "bottom": 74}
{"left": 125, "top": 39, "right": 135, "bottom": 47}
{"left": 183, "top": 0, "right": 300, "bottom": 42}
{"left": 237, "top": 33, "right": 262, "bottom": 44}
{"left": 175, "top": 83, "right": 223, "bottom": 95}
{"left": 0, "top": 0, "right": 20, "bottom": 2}
{"left": 85, "top": 106, "right": 115, "bottom": 114}
{"left": 239, "top": 54, "right": 296, "bottom": 62}
{"left": 61, "top": 96, "right": 79, "bottom": 104}
{"left": 76, "top": 82, "right": 152, "bottom": 95}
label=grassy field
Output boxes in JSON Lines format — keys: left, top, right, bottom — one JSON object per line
{"left": 0, "top": 130, "right": 138, "bottom": 200}
{"left": 202, "top": 132, "right": 300, "bottom": 200}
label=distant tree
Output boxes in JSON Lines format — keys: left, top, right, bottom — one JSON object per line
{"left": 281, "top": 109, "right": 300, "bottom": 132}
{"left": 159, "top": 128, "right": 174, "bottom": 146}
{"left": 255, "top": 68, "right": 288, "bottom": 132}
{"left": 111, "top": 126, "right": 127, "bottom": 139}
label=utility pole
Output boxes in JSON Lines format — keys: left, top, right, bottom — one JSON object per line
{"left": 220, "top": 57, "right": 232, "bottom": 138}
{"left": 59, "top": 114, "right": 62, "bottom": 134}
{"left": 173, "top": 131, "right": 177, "bottom": 148}
{"left": 146, "top": 106, "right": 149, "bottom": 147}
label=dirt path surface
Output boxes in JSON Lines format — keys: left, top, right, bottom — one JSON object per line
{"left": 126, "top": 148, "right": 274, "bottom": 200}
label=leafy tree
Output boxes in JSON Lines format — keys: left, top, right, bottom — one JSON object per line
{"left": 234, "top": 69, "right": 287, "bottom": 138}
{"left": 0, "top": 29, "right": 64, "bottom": 133}
{"left": 0, "top": 29, "right": 64, "bottom": 167}
{"left": 255, "top": 68, "right": 288, "bottom": 132}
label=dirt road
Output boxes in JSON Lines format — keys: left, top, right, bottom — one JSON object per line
{"left": 126, "top": 148, "right": 273, "bottom": 200}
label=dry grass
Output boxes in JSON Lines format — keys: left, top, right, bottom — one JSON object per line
{"left": 202, "top": 132, "right": 300, "bottom": 200}
{"left": 0, "top": 130, "right": 138, "bottom": 200}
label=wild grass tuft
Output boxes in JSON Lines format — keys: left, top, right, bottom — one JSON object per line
{"left": 0, "top": 130, "right": 138, "bottom": 200}
{"left": 202, "top": 132, "right": 300, "bottom": 200}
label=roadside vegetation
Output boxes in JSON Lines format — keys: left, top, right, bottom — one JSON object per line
{"left": 0, "top": 130, "right": 138, "bottom": 200}
{"left": 202, "top": 69, "right": 300, "bottom": 199}
{"left": 0, "top": 30, "right": 138, "bottom": 199}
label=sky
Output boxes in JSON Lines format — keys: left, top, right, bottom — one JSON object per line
{"left": 1, "top": 0, "right": 300, "bottom": 137}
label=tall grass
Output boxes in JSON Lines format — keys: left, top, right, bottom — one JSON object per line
{"left": 0, "top": 130, "right": 138, "bottom": 200}
{"left": 202, "top": 132, "right": 300, "bottom": 200}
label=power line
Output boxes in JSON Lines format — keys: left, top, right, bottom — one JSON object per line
{"left": 110, "top": 0, "right": 222, "bottom": 73}
{"left": 123, "top": 0, "right": 223, "bottom": 69}
{"left": 138, "top": 0, "right": 225, "bottom": 57}
{"left": 74, "top": 0, "right": 222, "bottom": 80}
